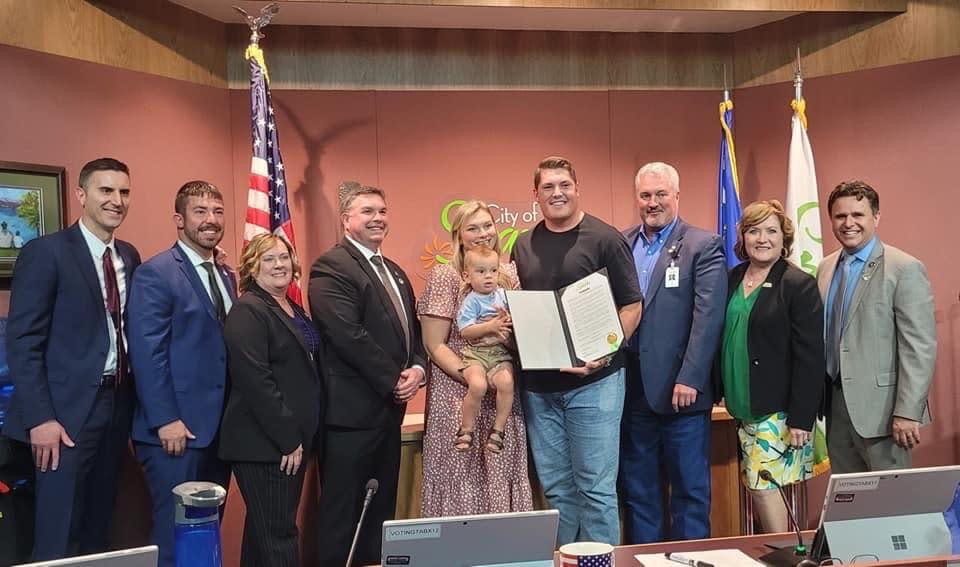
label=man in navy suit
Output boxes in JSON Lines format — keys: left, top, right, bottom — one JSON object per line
{"left": 3, "top": 157, "right": 141, "bottom": 560}
{"left": 127, "top": 181, "right": 234, "bottom": 567}
{"left": 621, "top": 162, "right": 727, "bottom": 544}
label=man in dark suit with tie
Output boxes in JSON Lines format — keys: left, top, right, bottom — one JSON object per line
{"left": 3, "top": 157, "right": 141, "bottom": 560}
{"left": 309, "top": 184, "right": 426, "bottom": 567}
{"left": 620, "top": 162, "right": 727, "bottom": 543}
{"left": 126, "top": 181, "right": 235, "bottom": 567}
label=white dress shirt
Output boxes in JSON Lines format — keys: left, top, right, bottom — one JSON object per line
{"left": 345, "top": 235, "right": 408, "bottom": 319}
{"left": 177, "top": 240, "right": 233, "bottom": 315}
{"left": 345, "top": 235, "right": 423, "bottom": 378}
{"left": 78, "top": 218, "right": 126, "bottom": 375}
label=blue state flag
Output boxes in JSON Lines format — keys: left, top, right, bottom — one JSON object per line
{"left": 717, "top": 99, "right": 742, "bottom": 269}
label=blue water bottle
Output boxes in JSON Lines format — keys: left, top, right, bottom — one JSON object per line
{"left": 173, "top": 481, "right": 226, "bottom": 567}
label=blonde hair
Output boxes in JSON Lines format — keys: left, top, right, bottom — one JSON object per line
{"left": 450, "top": 200, "right": 499, "bottom": 272}
{"left": 463, "top": 246, "right": 499, "bottom": 269}
{"left": 734, "top": 199, "right": 795, "bottom": 261}
{"left": 449, "top": 201, "right": 512, "bottom": 289}
{"left": 238, "top": 233, "right": 302, "bottom": 292}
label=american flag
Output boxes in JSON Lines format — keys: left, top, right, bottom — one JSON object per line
{"left": 243, "top": 44, "right": 302, "bottom": 305}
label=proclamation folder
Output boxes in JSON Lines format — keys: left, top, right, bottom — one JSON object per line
{"left": 505, "top": 269, "right": 624, "bottom": 370}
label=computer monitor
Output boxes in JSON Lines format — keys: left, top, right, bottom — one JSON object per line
{"left": 381, "top": 509, "right": 559, "bottom": 567}
{"left": 14, "top": 546, "right": 158, "bottom": 567}
{"left": 815, "top": 465, "right": 960, "bottom": 563}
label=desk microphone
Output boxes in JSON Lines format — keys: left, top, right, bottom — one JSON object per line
{"left": 757, "top": 469, "right": 817, "bottom": 567}
{"left": 345, "top": 478, "right": 379, "bottom": 567}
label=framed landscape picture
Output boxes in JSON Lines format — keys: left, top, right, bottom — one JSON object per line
{"left": 0, "top": 162, "right": 66, "bottom": 278}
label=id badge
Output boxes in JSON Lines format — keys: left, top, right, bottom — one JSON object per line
{"left": 665, "top": 264, "right": 680, "bottom": 288}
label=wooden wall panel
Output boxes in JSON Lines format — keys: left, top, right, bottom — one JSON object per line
{"left": 0, "top": 0, "right": 227, "bottom": 87}
{"left": 733, "top": 0, "right": 960, "bottom": 87}
{"left": 225, "top": 24, "right": 732, "bottom": 90}
{"left": 271, "top": 0, "right": 905, "bottom": 10}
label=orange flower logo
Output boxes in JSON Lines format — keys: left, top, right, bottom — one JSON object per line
{"left": 420, "top": 235, "right": 453, "bottom": 272}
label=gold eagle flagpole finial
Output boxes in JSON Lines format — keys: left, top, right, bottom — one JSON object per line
{"left": 232, "top": 2, "right": 280, "bottom": 46}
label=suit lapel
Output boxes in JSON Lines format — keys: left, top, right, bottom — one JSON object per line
{"left": 66, "top": 223, "right": 107, "bottom": 316}
{"left": 818, "top": 251, "right": 839, "bottom": 300}
{"left": 748, "top": 258, "right": 787, "bottom": 327}
{"left": 341, "top": 239, "right": 407, "bottom": 345}
{"left": 843, "top": 241, "right": 884, "bottom": 331}
{"left": 644, "top": 220, "right": 687, "bottom": 306}
{"left": 172, "top": 244, "right": 221, "bottom": 324}
{"left": 384, "top": 256, "right": 416, "bottom": 327}
{"left": 257, "top": 287, "right": 315, "bottom": 367}
{"left": 219, "top": 265, "right": 239, "bottom": 303}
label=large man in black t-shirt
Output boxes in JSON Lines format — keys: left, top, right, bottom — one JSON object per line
{"left": 511, "top": 156, "right": 643, "bottom": 545}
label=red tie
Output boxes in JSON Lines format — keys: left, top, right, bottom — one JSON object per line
{"left": 102, "top": 247, "right": 127, "bottom": 385}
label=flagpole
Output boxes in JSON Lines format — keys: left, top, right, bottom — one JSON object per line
{"left": 235, "top": 2, "right": 304, "bottom": 305}
{"left": 723, "top": 63, "right": 730, "bottom": 103}
{"left": 788, "top": 42, "right": 814, "bottom": 533}
{"left": 794, "top": 45, "right": 803, "bottom": 102}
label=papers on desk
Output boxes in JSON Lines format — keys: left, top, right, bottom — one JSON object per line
{"left": 634, "top": 549, "right": 764, "bottom": 567}
{"left": 506, "top": 270, "right": 624, "bottom": 370}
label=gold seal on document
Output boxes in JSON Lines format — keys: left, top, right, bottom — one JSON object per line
{"left": 607, "top": 333, "right": 618, "bottom": 344}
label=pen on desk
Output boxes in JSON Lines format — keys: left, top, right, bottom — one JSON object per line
{"left": 664, "top": 552, "right": 715, "bottom": 567}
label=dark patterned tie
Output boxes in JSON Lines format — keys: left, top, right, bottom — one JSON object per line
{"left": 200, "top": 262, "right": 227, "bottom": 322}
{"left": 102, "top": 247, "right": 127, "bottom": 384}
{"left": 370, "top": 255, "right": 410, "bottom": 352}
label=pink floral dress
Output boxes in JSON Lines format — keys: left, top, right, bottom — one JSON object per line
{"left": 417, "top": 263, "right": 534, "bottom": 517}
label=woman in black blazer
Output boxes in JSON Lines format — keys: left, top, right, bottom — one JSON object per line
{"left": 717, "top": 200, "right": 826, "bottom": 534}
{"left": 219, "top": 233, "right": 323, "bottom": 567}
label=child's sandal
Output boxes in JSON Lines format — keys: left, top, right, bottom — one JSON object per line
{"left": 485, "top": 429, "right": 505, "bottom": 454}
{"left": 454, "top": 429, "right": 475, "bottom": 452}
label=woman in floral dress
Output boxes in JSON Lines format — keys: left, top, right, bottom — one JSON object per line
{"left": 418, "top": 200, "right": 534, "bottom": 516}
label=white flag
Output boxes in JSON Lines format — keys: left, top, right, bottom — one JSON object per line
{"left": 786, "top": 101, "right": 823, "bottom": 276}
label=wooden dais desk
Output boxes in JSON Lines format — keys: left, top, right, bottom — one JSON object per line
{"left": 582, "top": 531, "right": 960, "bottom": 567}
{"left": 395, "top": 406, "right": 743, "bottom": 538}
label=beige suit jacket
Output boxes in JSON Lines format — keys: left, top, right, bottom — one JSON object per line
{"left": 817, "top": 240, "right": 937, "bottom": 439}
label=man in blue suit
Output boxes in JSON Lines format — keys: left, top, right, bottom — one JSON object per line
{"left": 127, "top": 181, "right": 234, "bottom": 567}
{"left": 621, "top": 162, "right": 727, "bottom": 544}
{"left": 3, "top": 157, "right": 141, "bottom": 560}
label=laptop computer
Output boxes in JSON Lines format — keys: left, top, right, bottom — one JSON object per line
{"left": 14, "top": 546, "right": 158, "bottom": 567}
{"left": 815, "top": 465, "right": 960, "bottom": 563}
{"left": 381, "top": 509, "right": 559, "bottom": 567}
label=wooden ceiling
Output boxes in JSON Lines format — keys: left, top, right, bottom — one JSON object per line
{"left": 169, "top": 0, "right": 905, "bottom": 33}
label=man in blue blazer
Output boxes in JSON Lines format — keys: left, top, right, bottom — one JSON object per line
{"left": 621, "top": 162, "right": 727, "bottom": 544}
{"left": 127, "top": 181, "right": 235, "bottom": 567}
{"left": 3, "top": 158, "right": 141, "bottom": 560}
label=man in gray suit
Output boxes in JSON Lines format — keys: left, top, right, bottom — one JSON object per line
{"left": 818, "top": 180, "right": 937, "bottom": 473}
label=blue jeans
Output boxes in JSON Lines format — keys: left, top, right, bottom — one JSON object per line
{"left": 522, "top": 369, "right": 625, "bottom": 545}
{"left": 621, "top": 380, "right": 711, "bottom": 544}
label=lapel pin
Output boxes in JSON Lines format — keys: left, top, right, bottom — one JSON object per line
{"left": 762, "top": 282, "right": 773, "bottom": 288}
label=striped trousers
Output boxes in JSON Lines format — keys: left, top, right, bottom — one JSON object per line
{"left": 233, "top": 461, "right": 307, "bottom": 567}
